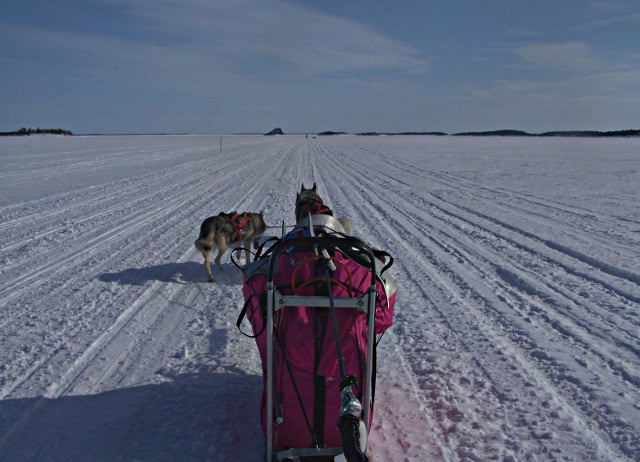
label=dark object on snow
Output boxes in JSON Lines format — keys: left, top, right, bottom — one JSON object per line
{"left": 265, "top": 128, "right": 284, "bottom": 135}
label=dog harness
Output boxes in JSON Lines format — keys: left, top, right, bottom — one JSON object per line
{"left": 296, "top": 193, "right": 333, "bottom": 218}
{"left": 225, "top": 213, "right": 251, "bottom": 244}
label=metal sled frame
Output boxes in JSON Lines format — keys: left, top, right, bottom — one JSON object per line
{"left": 264, "top": 236, "right": 378, "bottom": 462}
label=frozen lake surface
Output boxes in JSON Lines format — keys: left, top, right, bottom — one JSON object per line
{"left": 0, "top": 134, "right": 639, "bottom": 461}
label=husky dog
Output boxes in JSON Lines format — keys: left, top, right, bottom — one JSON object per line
{"left": 194, "top": 212, "right": 267, "bottom": 282}
{"left": 295, "top": 183, "right": 353, "bottom": 233}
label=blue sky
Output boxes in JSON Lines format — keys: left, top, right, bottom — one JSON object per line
{"left": 2, "top": 0, "right": 639, "bottom": 134}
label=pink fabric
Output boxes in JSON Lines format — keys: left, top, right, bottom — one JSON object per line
{"left": 242, "top": 248, "right": 395, "bottom": 452}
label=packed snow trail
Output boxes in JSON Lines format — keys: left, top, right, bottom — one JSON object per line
{"left": 0, "top": 134, "right": 638, "bottom": 461}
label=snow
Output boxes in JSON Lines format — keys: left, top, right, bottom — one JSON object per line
{"left": 0, "top": 134, "right": 639, "bottom": 461}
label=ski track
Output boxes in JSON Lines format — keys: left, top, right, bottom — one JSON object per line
{"left": 0, "top": 135, "right": 639, "bottom": 461}
{"left": 318, "top": 142, "right": 637, "bottom": 460}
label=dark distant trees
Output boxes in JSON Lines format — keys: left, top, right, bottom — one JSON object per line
{"left": 452, "top": 129, "right": 640, "bottom": 137}
{"left": 0, "top": 127, "right": 73, "bottom": 136}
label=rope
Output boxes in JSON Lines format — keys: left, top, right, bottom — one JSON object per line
{"left": 265, "top": 224, "right": 295, "bottom": 229}
{"left": 291, "top": 254, "right": 354, "bottom": 294}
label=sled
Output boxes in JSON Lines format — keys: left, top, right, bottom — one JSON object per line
{"left": 239, "top": 215, "right": 396, "bottom": 462}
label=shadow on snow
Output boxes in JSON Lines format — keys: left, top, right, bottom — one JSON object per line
{"left": 97, "top": 261, "right": 245, "bottom": 286}
{"left": 0, "top": 370, "right": 263, "bottom": 461}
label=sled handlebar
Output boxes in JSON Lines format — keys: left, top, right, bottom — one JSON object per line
{"left": 266, "top": 236, "right": 378, "bottom": 287}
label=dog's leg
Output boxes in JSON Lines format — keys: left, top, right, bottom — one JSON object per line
{"left": 244, "top": 238, "right": 251, "bottom": 264}
{"left": 214, "top": 237, "right": 229, "bottom": 272}
{"left": 203, "top": 247, "right": 215, "bottom": 282}
{"left": 214, "top": 253, "right": 225, "bottom": 271}
{"left": 195, "top": 237, "right": 216, "bottom": 282}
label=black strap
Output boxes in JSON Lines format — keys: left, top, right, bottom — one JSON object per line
{"left": 371, "top": 339, "right": 377, "bottom": 417}
{"left": 254, "top": 236, "right": 281, "bottom": 261}
{"left": 235, "top": 293, "right": 266, "bottom": 338}
{"left": 374, "top": 250, "right": 394, "bottom": 275}
{"left": 313, "top": 308, "right": 329, "bottom": 445}
{"left": 313, "top": 374, "right": 326, "bottom": 445}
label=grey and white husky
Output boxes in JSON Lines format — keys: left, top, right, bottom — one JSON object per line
{"left": 194, "top": 212, "right": 267, "bottom": 282}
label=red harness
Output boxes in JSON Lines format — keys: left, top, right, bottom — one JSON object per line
{"left": 226, "top": 213, "right": 250, "bottom": 243}
{"left": 299, "top": 202, "right": 331, "bottom": 216}
{"left": 296, "top": 190, "right": 334, "bottom": 222}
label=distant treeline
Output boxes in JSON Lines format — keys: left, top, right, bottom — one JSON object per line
{"left": 451, "top": 129, "right": 640, "bottom": 138}
{"left": 354, "top": 129, "right": 639, "bottom": 137}
{"left": 3, "top": 127, "right": 638, "bottom": 138}
{"left": 0, "top": 127, "right": 73, "bottom": 136}
{"left": 358, "top": 131, "right": 448, "bottom": 136}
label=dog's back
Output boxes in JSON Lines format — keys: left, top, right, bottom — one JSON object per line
{"left": 194, "top": 215, "right": 226, "bottom": 252}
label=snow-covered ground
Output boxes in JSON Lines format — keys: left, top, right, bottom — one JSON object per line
{"left": 0, "top": 134, "right": 639, "bottom": 461}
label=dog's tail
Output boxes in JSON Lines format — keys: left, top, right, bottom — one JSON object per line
{"left": 194, "top": 238, "right": 212, "bottom": 253}
{"left": 338, "top": 217, "right": 354, "bottom": 234}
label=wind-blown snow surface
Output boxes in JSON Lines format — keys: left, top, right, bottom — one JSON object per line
{"left": 1, "top": 134, "right": 639, "bottom": 461}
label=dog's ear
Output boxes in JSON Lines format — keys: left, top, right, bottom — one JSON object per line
{"left": 312, "top": 182, "right": 317, "bottom": 192}
{"left": 300, "top": 184, "right": 305, "bottom": 193}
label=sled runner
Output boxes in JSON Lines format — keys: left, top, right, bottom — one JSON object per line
{"left": 239, "top": 215, "right": 396, "bottom": 461}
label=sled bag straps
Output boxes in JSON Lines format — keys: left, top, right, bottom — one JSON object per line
{"left": 374, "top": 250, "right": 394, "bottom": 275}
{"left": 235, "top": 293, "right": 266, "bottom": 338}
{"left": 313, "top": 307, "right": 329, "bottom": 446}
{"left": 313, "top": 375, "right": 326, "bottom": 446}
